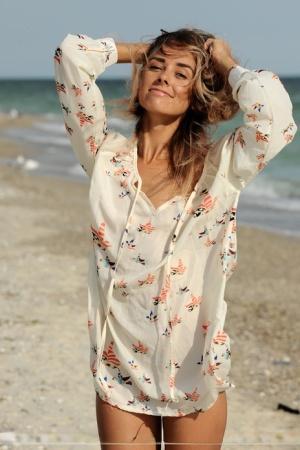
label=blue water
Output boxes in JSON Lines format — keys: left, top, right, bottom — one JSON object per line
{"left": 0, "top": 77, "right": 299, "bottom": 237}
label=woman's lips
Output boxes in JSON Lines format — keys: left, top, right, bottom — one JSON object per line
{"left": 149, "top": 88, "right": 171, "bottom": 97}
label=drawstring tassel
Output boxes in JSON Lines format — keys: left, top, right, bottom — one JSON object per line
{"left": 164, "top": 183, "right": 200, "bottom": 407}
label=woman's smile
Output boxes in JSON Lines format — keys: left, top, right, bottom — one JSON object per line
{"left": 149, "top": 88, "right": 172, "bottom": 97}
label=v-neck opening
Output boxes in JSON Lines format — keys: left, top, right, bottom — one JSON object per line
{"left": 132, "top": 178, "right": 185, "bottom": 214}
{"left": 130, "top": 140, "right": 209, "bottom": 215}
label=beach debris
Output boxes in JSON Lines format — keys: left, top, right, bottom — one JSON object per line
{"left": 277, "top": 403, "right": 300, "bottom": 414}
{"left": 0, "top": 432, "right": 17, "bottom": 444}
{"left": 272, "top": 356, "right": 291, "bottom": 365}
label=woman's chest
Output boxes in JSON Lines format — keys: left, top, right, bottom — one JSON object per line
{"left": 134, "top": 159, "right": 184, "bottom": 210}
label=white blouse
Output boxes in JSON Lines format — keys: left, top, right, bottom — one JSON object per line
{"left": 54, "top": 33, "right": 297, "bottom": 416}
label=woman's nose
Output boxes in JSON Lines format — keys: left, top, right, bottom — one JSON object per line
{"left": 157, "top": 70, "right": 169, "bottom": 84}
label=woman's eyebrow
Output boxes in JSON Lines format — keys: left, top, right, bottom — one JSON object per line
{"left": 149, "top": 56, "right": 194, "bottom": 72}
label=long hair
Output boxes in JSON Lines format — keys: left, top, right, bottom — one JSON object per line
{"left": 124, "top": 27, "right": 240, "bottom": 197}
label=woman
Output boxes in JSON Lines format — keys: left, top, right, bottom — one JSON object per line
{"left": 54, "top": 27, "right": 297, "bottom": 449}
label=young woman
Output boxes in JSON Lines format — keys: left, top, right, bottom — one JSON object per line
{"left": 54, "top": 27, "right": 297, "bottom": 449}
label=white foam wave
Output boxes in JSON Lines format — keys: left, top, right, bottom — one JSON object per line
{"left": 15, "top": 155, "right": 39, "bottom": 170}
{"left": 242, "top": 194, "right": 300, "bottom": 212}
{"left": 33, "top": 115, "right": 133, "bottom": 140}
{"left": 108, "top": 116, "right": 134, "bottom": 134}
{"left": 32, "top": 120, "right": 65, "bottom": 134}
{"left": 242, "top": 175, "right": 300, "bottom": 211}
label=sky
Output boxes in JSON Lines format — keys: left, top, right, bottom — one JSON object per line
{"left": 0, "top": 0, "right": 299, "bottom": 79}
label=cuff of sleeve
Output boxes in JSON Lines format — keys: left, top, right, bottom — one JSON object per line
{"left": 228, "top": 65, "right": 251, "bottom": 88}
{"left": 98, "top": 37, "right": 118, "bottom": 67}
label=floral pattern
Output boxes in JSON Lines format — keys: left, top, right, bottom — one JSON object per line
{"left": 54, "top": 33, "right": 297, "bottom": 416}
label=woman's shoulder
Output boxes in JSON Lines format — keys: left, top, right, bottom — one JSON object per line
{"left": 96, "top": 130, "right": 135, "bottom": 163}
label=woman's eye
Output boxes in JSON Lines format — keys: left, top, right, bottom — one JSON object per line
{"left": 148, "top": 65, "right": 162, "bottom": 70}
{"left": 176, "top": 72, "right": 187, "bottom": 79}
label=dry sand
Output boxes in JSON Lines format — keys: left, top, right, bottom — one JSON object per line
{"left": 0, "top": 119, "right": 299, "bottom": 449}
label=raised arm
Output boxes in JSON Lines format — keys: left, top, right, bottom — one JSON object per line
{"left": 115, "top": 42, "right": 149, "bottom": 63}
{"left": 54, "top": 33, "right": 119, "bottom": 177}
{"left": 221, "top": 66, "right": 297, "bottom": 190}
{"left": 53, "top": 34, "right": 149, "bottom": 178}
{"left": 204, "top": 38, "right": 298, "bottom": 191}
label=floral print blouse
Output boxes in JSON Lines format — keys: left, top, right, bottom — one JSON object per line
{"left": 53, "top": 33, "right": 297, "bottom": 417}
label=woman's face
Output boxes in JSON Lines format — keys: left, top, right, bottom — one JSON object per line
{"left": 137, "top": 45, "right": 197, "bottom": 120}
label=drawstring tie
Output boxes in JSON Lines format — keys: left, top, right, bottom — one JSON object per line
{"left": 163, "top": 180, "right": 201, "bottom": 411}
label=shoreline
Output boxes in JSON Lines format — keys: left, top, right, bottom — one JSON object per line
{"left": 1, "top": 140, "right": 300, "bottom": 241}
{"left": 1, "top": 112, "right": 300, "bottom": 240}
{"left": 0, "top": 121, "right": 300, "bottom": 447}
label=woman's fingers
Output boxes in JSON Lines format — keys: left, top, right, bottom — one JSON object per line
{"left": 205, "top": 38, "right": 232, "bottom": 58}
{"left": 203, "top": 37, "right": 237, "bottom": 75}
{"left": 204, "top": 38, "right": 213, "bottom": 50}
{"left": 204, "top": 38, "right": 216, "bottom": 55}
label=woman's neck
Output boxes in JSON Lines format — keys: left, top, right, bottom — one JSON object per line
{"left": 137, "top": 114, "right": 181, "bottom": 164}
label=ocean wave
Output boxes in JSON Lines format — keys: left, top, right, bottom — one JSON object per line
{"left": 30, "top": 115, "right": 134, "bottom": 141}
{"left": 68, "top": 163, "right": 86, "bottom": 177}
{"left": 2, "top": 113, "right": 300, "bottom": 219}
{"left": 108, "top": 116, "right": 135, "bottom": 134}
{"left": 243, "top": 175, "right": 300, "bottom": 205}
{"left": 242, "top": 193, "right": 300, "bottom": 212}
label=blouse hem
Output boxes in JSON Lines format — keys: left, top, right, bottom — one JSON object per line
{"left": 94, "top": 383, "right": 234, "bottom": 417}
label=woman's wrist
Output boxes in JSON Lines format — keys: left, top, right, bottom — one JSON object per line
{"left": 116, "top": 42, "right": 149, "bottom": 64}
{"left": 225, "top": 61, "right": 239, "bottom": 78}
{"left": 214, "top": 58, "right": 239, "bottom": 78}
{"left": 226, "top": 63, "right": 239, "bottom": 78}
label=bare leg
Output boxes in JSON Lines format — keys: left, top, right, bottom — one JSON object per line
{"left": 96, "top": 393, "right": 162, "bottom": 450}
{"left": 163, "top": 391, "right": 227, "bottom": 450}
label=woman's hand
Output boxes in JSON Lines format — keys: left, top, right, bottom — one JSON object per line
{"left": 204, "top": 38, "right": 239, "bottom": 76}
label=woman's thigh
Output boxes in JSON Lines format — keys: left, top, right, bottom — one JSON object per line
{"left": 95, "top": 393, "right": 162, "bottom": 450}
{"left": 163, "top": 391, "right": 227, "bottom": 450}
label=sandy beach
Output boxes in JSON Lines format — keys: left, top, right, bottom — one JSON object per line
{"left": 0, "top": 117, "right": 299, "bottom": 449}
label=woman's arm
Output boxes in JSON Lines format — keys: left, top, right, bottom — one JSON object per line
{"left": 205, "top": 38, "right": 298, "bottom": 190}
{"left": 115, "top": 42, "right": 149, "bottom": 63}
{"left": 224, "top": 66, "right": 298, "bottom": 190}
{"left": 53, "top": 33, "right": 118, "bottom": 178}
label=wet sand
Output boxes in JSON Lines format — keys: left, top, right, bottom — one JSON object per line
{"left": 0, "top": 118, "right": 299, "bottom": 449}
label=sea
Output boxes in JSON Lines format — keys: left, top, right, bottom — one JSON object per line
{"left": 0, "top": 76, "right": 299, "bottom": 238}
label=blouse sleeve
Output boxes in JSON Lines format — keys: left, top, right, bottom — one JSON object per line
{"left": 215, "top": 65, "right": 298, "bottom": 191}
{"left": 53, "top": 33, "right": 118, "bottom": 178}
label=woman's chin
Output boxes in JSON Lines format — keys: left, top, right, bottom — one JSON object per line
{"left": 144, "top": 109, "right": 179, "bottom": 120}
{"left": 142, "top": 103, "right": 179, "bottom": 117}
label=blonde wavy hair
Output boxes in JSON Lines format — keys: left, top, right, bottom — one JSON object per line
{"left": 119, "top": 27, "right": 240, "bottom": 197}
